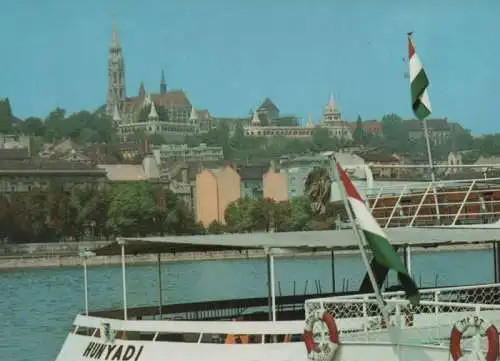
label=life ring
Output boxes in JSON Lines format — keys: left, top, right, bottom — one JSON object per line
{"left": 303, "top": 309, "right": 339, "bottom": 361}
{"left": 450, "top": 316, "right": 499, "bottom": 361}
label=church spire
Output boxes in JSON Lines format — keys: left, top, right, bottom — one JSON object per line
{"left": 110, "top": 18, "right": 120, "bottom": 49}
{"left": 160, "top": 69, "right": 167, "bottom": 94}
{"left": 106, "top": 19, "right": 126, "bottom": 116}
{"left": 138, "top": 81, "right": 145, "bottom": 98}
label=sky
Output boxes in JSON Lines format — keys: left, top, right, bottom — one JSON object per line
{"left": 1, "top": 0, "right": 499, "bottom": 134}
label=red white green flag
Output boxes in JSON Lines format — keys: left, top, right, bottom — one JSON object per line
{"left": 336, "top": 163, "right": 420, "bottom": 305}
{"left": 408, "top": 32, "right": 432, "bottom": 120}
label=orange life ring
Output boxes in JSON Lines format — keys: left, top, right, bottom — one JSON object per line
{"left": 303, "top": 310, "right": 339, "bottom": 361}
{"left": 450, "top": 316, "right": 499, "bottom": 361}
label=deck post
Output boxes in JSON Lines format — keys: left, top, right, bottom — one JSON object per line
{"left": 157, "top": 253, "right": 163, "bottom": 318}
{"left": 404, "top": 246, "right": 412, "bottom": 276}
{"left": 79, "top": 249, "right": 94, "bottom": 316}
{"left": 118, "top": 238, "right": 128, "bottom": 320}
{"left": 494, "top": 241, "right": 500, "bottom": 283}
{"left": 265, "top": 249, "right": 277, "bottom": 322}
{"left": 330, "top": 249, "right": 336, "bottom": 292}
{"left": 270, "top": 253, "right": 276, "bottom": 322}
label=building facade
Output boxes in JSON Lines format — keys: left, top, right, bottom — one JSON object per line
{"left": 105, "top": 23, "right": 212, "bottom": 140}
{"left": 152, "top": 143, "right": 224, "bottom": 166}
{"left": 244, "top": 98, "right": 312, "bottom": 138}
{"left": 0, "top": 149, "right": 107, "bottom": 193}
{"left": 195, "top": 166, "right": 241, "bottom": 226}
{"left": 195, "top": 163, "right": 289, "bottom": 226}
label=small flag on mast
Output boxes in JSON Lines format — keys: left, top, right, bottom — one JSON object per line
{"left": 408, "top": 32, "right": 432, "bottom": 120}
{"left": 336, "top": 163, "right": 420, "bottom": 305}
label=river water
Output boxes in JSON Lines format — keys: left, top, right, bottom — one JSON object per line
{"left": 0, "top": 249, "right": 494, "bottom": 361}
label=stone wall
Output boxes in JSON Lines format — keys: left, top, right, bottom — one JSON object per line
{"left": 0, "top": 241, "right": 110, "bottom": 256}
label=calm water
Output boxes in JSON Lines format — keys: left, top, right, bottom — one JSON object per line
{"left": 0, "top": 249, "right": 495, "bottom": 361}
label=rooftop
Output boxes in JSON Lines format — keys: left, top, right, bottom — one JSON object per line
{"left": 92, "top": 225, "right": 500, "bottom": 256}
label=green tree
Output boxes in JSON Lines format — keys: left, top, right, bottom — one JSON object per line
{"left": 207, "top": 220, "right": 225, "bottom": 234}
{"left": 381, "top": 113, "right": 409, "bottom": 153}
{"left": 0, "top": 98, "right": 14, "bottom": 134}
{"left": 289, "top": 197, "right": 313, "bottom": 231}
{"left": 353, "top": 115, "right": 365, "bottom": 145}
{"left": 304, "top": 167, "right": 332, "bottom": 215}
{"left": 312, "top": 127, "right": 335, "bottom": 151}
{"left": 17, "top": 117, "right": 45, "bottom": 136}
{"left": 224, "top": 198, "right": 253, "bottom": 232}
{"left": 230, "top": 122, "right": 245, "bottom": 149}
{"left": 107, "top": 182, "right": 158, "bottom": 236}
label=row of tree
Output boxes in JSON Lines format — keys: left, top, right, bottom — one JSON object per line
{"left": 3, "top": 100, "right": 500, "bottom": 161}
{"left": 0, "top": 165, "right": 337, "bottom": 243}
{"left": 0, "top": 182, "right": 205, "bottom": 243}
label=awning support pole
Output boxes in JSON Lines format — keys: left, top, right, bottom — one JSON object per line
{"left": 265, "top": 248, "right": 277, "bottom": 322}
{"left": 118, "top": 238, "right": 128, "bottom": 320}
{"left": 157, "top": 253, "right": 163, "bottom": 318}
{"left": 270, "top": 253, "right": 276, "bottom": 322}
{"left": 266, "top": 251, "right": 272, "bottom": 321}
{"left": 81, "top": 252, "right": 89, "bottom": 316}
{"left": 406, "top": 246, "right": 412, "bottom": 276}
{"left": 330, "top": 249, "right": 335, "bottom": 293}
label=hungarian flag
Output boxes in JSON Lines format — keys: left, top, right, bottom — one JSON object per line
{"left": 408, "top": 32, "right": 432, "bottom": 120}
{"left": 336, "top": 163, "right": 420, "bottom": 305}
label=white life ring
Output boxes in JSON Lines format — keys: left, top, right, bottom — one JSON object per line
{"left": 303, "top": 309, "right": 339, "bottom": 361}
{"left": 449, "top": 316, "right": 499, "bottom": 361}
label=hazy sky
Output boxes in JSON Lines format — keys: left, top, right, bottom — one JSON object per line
{"left": 1, "top": 0, "right": 498, "bottom": 134}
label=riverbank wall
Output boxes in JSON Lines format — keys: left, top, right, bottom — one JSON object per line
{"left": 0, "top": 243, "right": 492, "bottom": 271}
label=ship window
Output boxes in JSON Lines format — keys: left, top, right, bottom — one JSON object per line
{"left": 112, "top": 331, "right": 155, "bottom": 341}
{"left": 74, "top": 326, "right": 97, "bottom": 336}
{"left": 264, "top": 334, "right": 303, "bottom": 343}
{"left": 155, "top": 332, "right": 200, "bottom": 343}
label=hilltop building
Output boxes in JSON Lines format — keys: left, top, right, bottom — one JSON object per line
{"left": 244, "top": 96, "right": 353, "bottom": 140}
{"left": 105, "top": 22, "right": 212, "bottom": 140}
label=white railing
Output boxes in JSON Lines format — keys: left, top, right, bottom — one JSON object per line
{"left": 332, "top": 283, "right": 500, "bottom": 304}
{"left": 363, "top": 177, "right": 500, "bottom": 228}
{"left": 305, "top": 285, "right": 500, "bottom": 351}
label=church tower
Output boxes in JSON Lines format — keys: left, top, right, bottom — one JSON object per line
{"left": 106, "top": 21, "right": 126, "bottom": 116}
{"left": 160, "top": 69, "right": 167, "bottom": 94}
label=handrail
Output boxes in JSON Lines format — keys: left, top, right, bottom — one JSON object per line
{"left": 362, "top": 176, "right": 500, "bottom": 228}
{"left": 307, "top": 283, "right": 500, "bottom": 303}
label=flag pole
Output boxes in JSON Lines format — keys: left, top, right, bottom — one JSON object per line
{"left": 330, "top": 156, "right": 390, "bottom": 325}
{"left": 407, "top": 32, "right": 440, "bottom": 224}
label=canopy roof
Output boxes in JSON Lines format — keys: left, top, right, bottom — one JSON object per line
{"left": 91, "top": 225, "right": 500, "bottom": 256}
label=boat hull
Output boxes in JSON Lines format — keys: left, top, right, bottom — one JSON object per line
{"left": 57, "top": 333, "right": 455, "bottom": 361}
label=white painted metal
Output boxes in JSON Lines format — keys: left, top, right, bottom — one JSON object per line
{"left": 119, "top": 240, "right": 128, "bottom": 320}
{"left": 406, "top": 246, "right": 412, "bottom": 275}
{"left": 270, "top": 254, "right": 276, "bottom": 322}
{"left": 451, "top": 180, "right": 477, "bottom": 225}
{"left": 408, "top": 181, "right": 433, "bottom": 227}
{"left": 82, "top": 256, "right": 89, "bottom": 316}
{"left": 55, "top": 283, "right": 500, "bottom": 361}
{"left": 385, "top": 185, "right": 407, "bottom": 228}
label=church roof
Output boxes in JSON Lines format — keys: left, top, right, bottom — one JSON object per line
{"left": 258, "top": 97, "right": 279, "bottom": 113}
{"left": 124, "top": 90, "right": 191, "bottom": 112}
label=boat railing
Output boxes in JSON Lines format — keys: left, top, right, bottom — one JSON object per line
{"left": 331, "top": 283, "right": 500, "bottom": 304}
{"left": 71, "top": 314, "right": 306, "bottom": 344}
{"left": 304, "top": 294, "right": 500, "bottom": 350}
{"left": 88, "top": 292, "right": 347, "bottom": 321}
{"left": 362, "top": 176, "right": 500, "bottom": 228}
